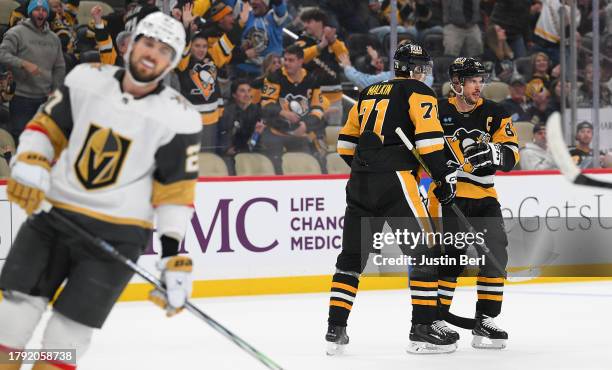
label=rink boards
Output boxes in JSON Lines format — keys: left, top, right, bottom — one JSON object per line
{"left": 1, "top": 170, "right": 612, "bottom": 301}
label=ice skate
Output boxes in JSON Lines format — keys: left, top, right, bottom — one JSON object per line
{"left": 472, "top": 313, "right": 508, "bottom": 349}
{"left": 325, "top": 325, "right": 349, "bottom": 356}
{"left": 407, "top": 321, "right": 458, "bottom": 354}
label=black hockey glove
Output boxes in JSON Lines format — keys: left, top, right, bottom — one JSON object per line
{"left": 464, "top": 142, "right": 503, "bottom": 170}
{"left": 433, "top": 168, "right": 457, "bottom": 205}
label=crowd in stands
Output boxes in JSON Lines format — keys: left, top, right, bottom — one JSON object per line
{"left": 1, "top": 0, "right": 612, "bottom": 177}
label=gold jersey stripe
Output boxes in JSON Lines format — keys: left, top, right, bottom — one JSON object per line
{"left": 49, "top": 198, "right": 154, "bottom": 229}
{"left": 409, "top": 92, "right": 444, "bottom": 135}
{"left": 201, "top": 110, "right": 220, "bottom": 125}
{"left": 331, "top": 282, "right": 358, "bottom": 294}
{"left": 340, "top": 103, "right": 360, "bottom": 137}
{"left": 322, "top": 91, "right": 343, "bottom": 103}
{"left": 337, "top": 147, "right": 355, "bottom": 156}
{"left": 477, "top": 294, "right": 504, "bottom": 302}
{"left": 397, "top": 171, "right": 432, "bottom": 232}
{"left": 330, "top": 300, "right": 353, "bottom": 310}
{"left": 409, "top": 280, "right": 438, "bottom": 288}
{"left": 438, "top": 280, "right": 457, "bottom": 289}
{"left": 477, "top": 277, "right": 505, "bottom": 284}
{"left": 152, "top": 179, "right": 196, "bottom": 206}
{"left": 439, "top": 298, "right": 453, "bottom": 305}
{"left": 417, "top": 143, "right": 444, "bottom": 155}
{"left": 411, "top": 299, "right": 437, "bottom": 306}
{"left": 30, "top": 112, "right": 68, "bottom": 160}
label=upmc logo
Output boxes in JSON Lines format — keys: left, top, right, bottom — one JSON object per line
{"left": 144, "top": 197, "right": 279, "bottom": 256}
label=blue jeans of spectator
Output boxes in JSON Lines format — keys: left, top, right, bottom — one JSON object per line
{"left": 9, "top": 95, "right": 47, "bottom": 144}
{"left": 508, "top": 36, "right": 527, "bottom": 59}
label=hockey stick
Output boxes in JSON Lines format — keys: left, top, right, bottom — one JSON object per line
{"left": 547, "top": 112, "right": 612, "bottom": 189}
{"left": 394, "top": 127, "right": 507, "bottom": 279}
{"left": 40, "top": 203, "right": 285, "bottom": 370}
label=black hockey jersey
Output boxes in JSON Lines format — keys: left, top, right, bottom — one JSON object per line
{"left": 437, "top": 97, "right": 519, "bottom": 199}
{"left": 337, "top": 78, "right": 449, "bottom": 179}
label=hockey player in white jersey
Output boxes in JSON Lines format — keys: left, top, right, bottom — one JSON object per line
{"left": 0, "top": 12, "right": 201, "bottom": 370}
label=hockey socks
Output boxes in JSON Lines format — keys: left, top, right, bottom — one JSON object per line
{"left": 476, "top": 276, "right": 504, "bottom": 317}
{"left": 328, "top": 271, "right": 359, "bottom": 327}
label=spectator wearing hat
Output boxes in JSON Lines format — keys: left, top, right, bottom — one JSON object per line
{"left": 500, "top": 77, "right": 531, "bottom": 122}
{"left": 569, "top": 121, "right": 594, "bottom": 169}
{"left": 519, "top": 123, "right": 557, "bottom": 170}
{"left": 525, "top": 79, "right": 551, "bottom": 125}
{"left": 0, "top": 0, "right": 65, "bottom": 143}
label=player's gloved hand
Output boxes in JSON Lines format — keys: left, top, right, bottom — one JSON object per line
{"left": 433, "top": 168, "right": 457, "bottom": 205}
{"left": 149, "top": 255, "right": 193, "bottom": 317}
{"left": 464, "top": 142, "right": 503, "bottom": 170}
{"left": 7, "top": 152, "right": 51, "bottom": 215}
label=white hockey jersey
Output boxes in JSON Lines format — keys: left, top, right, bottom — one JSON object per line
{"left": 18, "top": 63, "right": 202, "bottom": 229}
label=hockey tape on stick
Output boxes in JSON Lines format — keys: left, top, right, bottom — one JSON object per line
{"left": 394, "top": 127, "right": 507, "bottom": 279}
{"left": 41, "top": 202, "right": 285, "bottom": 370}
{"left": 547, "top": 112, "right": 612, "bottom": 189}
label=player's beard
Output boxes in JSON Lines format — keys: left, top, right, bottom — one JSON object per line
{"left": 129, "top": 55, "right": 164, "bottom": 83}
{"left": 463, "top": 91, "right": 480, "bottom": 106}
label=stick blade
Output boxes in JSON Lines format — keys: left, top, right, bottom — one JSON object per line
{"left": 546, "top": 112, "right": 580, "bottom": 182}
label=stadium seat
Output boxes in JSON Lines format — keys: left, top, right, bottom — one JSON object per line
{"left": 197, "top": 152, "right": 229, "bottom": 177}
{"left": 77, "top": 1, "right": 113, "bottom": 25}
{"left": 0, "top": 128, "right": 15, "bottom": 156}
{"left": 482, "top": 81, "right": 510, "bottom": 102}
{"left": 0, "top": 157, "right": 9, "bottom": 179}
{"left": 281, "top": 152, "right": 321, "bottom": 175}
{"left": 325, "top": 126, "right": 341, "bottom": 152}
{"left": 0, "top": 0, "right": 18, "bottom": 27}
{"left": 514, "top": 121, "right": 534, "bottom": 148}
{"left": 325, "top": 153, "right": 350, "bottom": 174}
{"left": 234, "top": 153, "right": 275, "bottom": 176}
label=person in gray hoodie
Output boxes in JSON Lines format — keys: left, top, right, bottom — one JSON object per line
{"left": 519, "top": 122, "right": 558, "bottom": 170}
{"left": 0, "top": 0, "right": 65, "bottom": 143}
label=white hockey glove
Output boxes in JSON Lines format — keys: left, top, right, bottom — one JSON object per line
{"left": 148, "top": 255, "right": 193, "bottom": 317}
{"left": 7, "top": 152, "right": 51, "bottom": 215}
{"left": 464, "top": 142, "right": 503, "bottom": 170}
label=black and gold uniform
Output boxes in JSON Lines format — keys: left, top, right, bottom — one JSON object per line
{"left": 429, "top": 58, "right": 519, "bottom": 348}
{"left": 260, "top": 62, "right": 328, "bottom": 170}
{"left": 326, "top": 43, "right": 459, "bottom": 355}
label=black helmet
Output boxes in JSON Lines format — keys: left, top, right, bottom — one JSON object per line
{"left": 393, "top": 42, "right": 432, "bottom": 77}
{"left": 448, "top": 57, "right": 488, "bottom": 83}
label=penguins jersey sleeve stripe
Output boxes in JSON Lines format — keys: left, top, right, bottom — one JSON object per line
{"left": 337, "top": 103, "right": 360, "bottom": 165}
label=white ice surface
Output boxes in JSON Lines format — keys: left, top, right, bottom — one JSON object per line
{"left": 21, "top": 281, "right": 612, "bottom": 370}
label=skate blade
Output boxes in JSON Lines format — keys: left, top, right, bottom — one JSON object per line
{"left": 406, "top": 341, "right": 457, "bottom": 354}
{"left": 326, "top": 342, "right": 347, "bottom": 356}
{"left": 471, "top": 335, "right": 507, "bottom": 349}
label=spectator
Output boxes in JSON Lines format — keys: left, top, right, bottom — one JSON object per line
{"left": 547, "top": 78, "right": 568, "bottom": 114}
{"left": 525, "top": 79, "right": 551, "bottom": 125}
{"left": 0, "top": 0, "right": 65, "bottom": 143}
{"left": 235, "top": 0, "right": 289, "bottom": 79}
{"left": 250, "top": 53, "right": 281, "bottom": 104}
{"left": 414, "top": 0, "right": 444, "bottom": 44}
{"left": 0, "top": 68, "right": 14, "bottom": 131}
{"left": 500, "top": 77, "right": 531, "bottom": 122}
{"left": 519, "top": 123, "right": 558, "bottom": 170}
{"left": 442, "top": 0, "right": 483, "bottom": 57}
{"left": 48, "top": 0, "right": 79, "bottom": 33}
{"left": 488, "top": 0, "right": 531, "bottom": 58}
{"left": 569, "top": 121, "right": 594, "bottom": 169}
{"left": 297, "top": 7, "right": 349, "bottom": 126}
{"left": 529, "top": 52, "right": 553, "bottom": 89}
{"left": 260, "top": 45, "right": 326, "bottom": 172}
{"left": 218, "top": 78, "right": 264, "bottom": 155}
{"left": 483, "top": 23, "right": 514, "bottom": 81}
{"left": 533, "top": 0, "right": 580, "bottom": 65}
{"left": 368, "top": 0, "right": 418, "bottom": 43}
{"left": 577, "top": 63, "right": 612, "bottom": 108}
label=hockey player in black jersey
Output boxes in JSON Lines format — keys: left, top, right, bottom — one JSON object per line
{"left": 429, "top": 57, "right": 520, "bottom": 349}
{"left": 326, "top": 42, "right": 460, "bottom": 355}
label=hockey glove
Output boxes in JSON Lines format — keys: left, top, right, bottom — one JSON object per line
{"left": 7, "top": 152, "right": 51, "bottom": 215}
{"left": 433, "top": 168, "right": 457, "bottom": 205}
{"left": 464, "top": 142, "right": 503, "bottom": 170}
{"left": 149, "top": 256, "right": 193, "bottom": 317}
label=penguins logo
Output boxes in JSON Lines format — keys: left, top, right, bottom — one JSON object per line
{"left": 190, "top": 62, "right": 217, "bottom": 99}
{"left": 445, "top": 128, "right": 491, "bottom": 171}
{"left": 282, "top": 94, "right": 309, "bottom": 116}
{"left": 75, "top": 124, "right": 131, "bottom": 189}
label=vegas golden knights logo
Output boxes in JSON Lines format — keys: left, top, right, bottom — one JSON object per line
{"left": 75, "top": 124, "right": 131, "bottom": 189}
